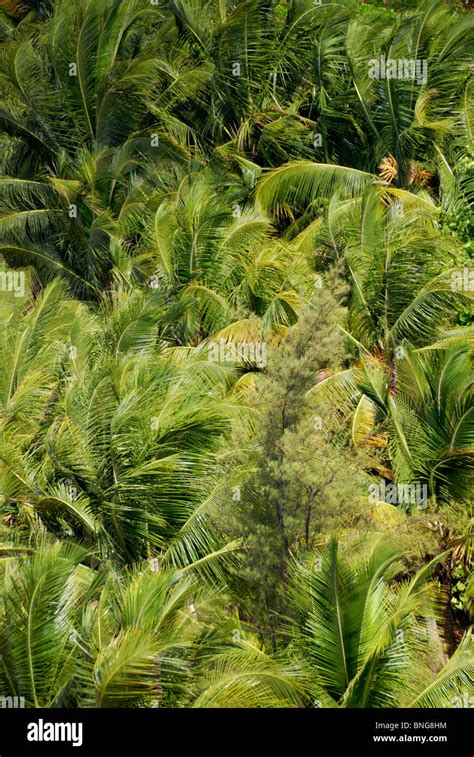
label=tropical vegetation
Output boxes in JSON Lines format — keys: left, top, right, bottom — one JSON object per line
{"left": 0, "top": 0, "right": 472, "bottom": 708}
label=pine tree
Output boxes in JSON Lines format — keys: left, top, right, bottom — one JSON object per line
{"left": 233, "top": 276, "right": 369, "bottom": 638}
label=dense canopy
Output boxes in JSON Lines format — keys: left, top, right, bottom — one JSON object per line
{"left": 0, "top": 0, "right": 472, "bottom": 708}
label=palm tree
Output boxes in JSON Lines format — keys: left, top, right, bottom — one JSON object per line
{"left": 0, "top": 0, "right": 189, "bottom": 297}
{"left": 304, "top": 190, "right": 473, "bottom": 501}
{"left": 288, "top": 538, "right": 473, "bottom": 707}
{"left": 0, "top": 540, "right": 307, "bottom": 707}
{"left": 0, "top": 279, "right": 243, "bottom": 567}
{"left": 2, "top": 0, "right": 471, "bottom": 298}
{"left": 0, "top": 1, "right": 53, "bottom": 21}
{"left": 386, "top": 342, "right": 474, "bottom": 505}
{"left": 0, "top": 0, "right": 472, "bottom": 711}
{"left": 343, "top": 1, "right": 473, "bottom": 183}
{"left": 139, "top": 166, "right": 311, "bottom": 344}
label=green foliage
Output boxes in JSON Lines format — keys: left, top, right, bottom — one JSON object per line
{"left": 451, "top": 562, "right": 472, "bottom": 617}
{"left": 0, "top": 0, "right": 472, "bottom": 709}
{"left": 231, "top": 280, "right": 372, "bottom": 630}
{"left": 0, "top": 541, "right": 307, "bottom": 707}
{"left": 288, "top": 538, "right": 473, "bottom": 708}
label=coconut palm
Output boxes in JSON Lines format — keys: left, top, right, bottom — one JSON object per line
{"left": 0, "top": 0, "right": 53, "bottom": 21}
{"left": 304, "top": 190, "right": 473, "bottom": 500}
{"left": 0, "top": 540, "right": 306, "bottom": 707}
{"left": 288, "top": 538, "right": 473, "bottom": 708}
{"left": 2, "top": 0, "right": 472, "bottom": 298}
{"left": 302, "top": 188, "right": 470, "bottom": 353}
{"left": 0, "top": 279, "right": 245, "bottom": 567}
{"left": 386, "top": 342, "right": 474, "bottom": 505}
{"left": 138, "top": 166, "right": 312, "bottom": 344}
{"left": 0, "top": 0, "right": 190, "bottom": 297}
{"left": 343, "top": 1, "right": 473, "bottom": 183}
{"left": 0, "top": 0, "right": 472, "bottom": 712}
